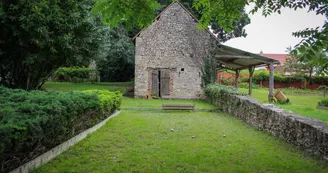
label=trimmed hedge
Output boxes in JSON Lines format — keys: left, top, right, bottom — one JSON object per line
{"left": 205, "top": 84, "right": 245, "bottom": 101}
{"left": 54, "top": 67, "right": 98, "bottom": 82}
{"left": 250, "top": 70, "right": 328, "bottom": 84}
{"left": 205, "top": 84, "right": 246, "bottom": 106}
{"left": 318, "top": 98, "right": 328, "bottom": 107}
{"left": 0, "top": 87, "right": 122, "bottom": 172}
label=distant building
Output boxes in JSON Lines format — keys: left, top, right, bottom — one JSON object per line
{"left": 259, "top": 51, "right": 289, "bottom": 65}
{"left": 259, "top": 51, "right": 290, "bottom": 74}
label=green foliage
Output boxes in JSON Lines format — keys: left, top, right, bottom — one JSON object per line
{"left": 97, "top": 27, "right": 135, "bottom": 82}
{"left": 250, "top": 70, "right": 328, "bottom": 85}
{"left": 318, "top": 98, "right": 328, "bottom": 107}
{"left": 84, "top": 90, "right": 122, "bottom": 113}
{"left": 0, "top": 0, "right": 109, "bottom": 90}
{"left": 93, "top": 0, "right": 161, "bottom": 29}
{"left": 202, "top": 53, "right": 217, "bottom": 86}
{"left": 205, "top": 83, "right": 246, "bottom": 99}
{"left": 54, "top": 67, "right": 98, "bottom": 82}
{"left": 285, "top": 46, "right": 328, "bottom": 77}
{"left": 0, "top": 87, "right": 122, "bottom": 172}
{"left": 192, "top": 0, "right": 247, "bottom": 32}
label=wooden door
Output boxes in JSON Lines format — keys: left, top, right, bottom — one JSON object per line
{"left": 152, "top": 70, "right": 159, "bottom": 97}
{"left": 160, "top": 69, "right": 170, "bottom": 96}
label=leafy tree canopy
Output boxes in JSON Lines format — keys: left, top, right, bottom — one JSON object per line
{"left": 0, "top": 0, "right": 109, "bottom": 90}
{"left": 285, "top": 47, "right": 328, "bottom": 77}
{"left": 95, "top": 0, "right": 250, "bottom": 42}
{"left": 94, "top": 0, "right": 328, "bottom": 61}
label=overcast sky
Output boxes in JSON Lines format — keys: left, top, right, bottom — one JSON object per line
{"left": 224, "top": 7, "right": 326, "bottom": 54}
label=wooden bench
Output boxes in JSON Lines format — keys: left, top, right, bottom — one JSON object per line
{"left": 161, "top": 96, "right": 195, "bottom": 111}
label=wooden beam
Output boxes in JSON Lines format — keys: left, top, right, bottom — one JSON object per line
{"left": 248, "top": 67, "right": 255, "bottom": 96}
{"left": 268, "top": 63, "right": 274, "bottom": 101}
{"left": 215, "top": 55, "right": 252, "bottom": 59}
{"left": 217, "top": 60, "right": 240, "bottom": 70}
{"left": 235, "top": 70, "right": 240, "bottom": 89}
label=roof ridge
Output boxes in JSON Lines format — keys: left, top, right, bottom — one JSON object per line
{"left": 132, "top": 1, "right": 220, "bottom": 43}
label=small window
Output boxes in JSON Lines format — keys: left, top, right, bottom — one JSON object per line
{"left": 181, "top": 68, "right": 184, "bottom": 71}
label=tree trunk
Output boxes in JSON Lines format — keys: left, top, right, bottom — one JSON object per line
{"left": 235, "top": 70, "right": 240, "bottom": 89}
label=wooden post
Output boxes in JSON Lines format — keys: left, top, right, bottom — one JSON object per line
{"left": 248, "top": 67, "right": 255, "bottom": 96}
{"left": 235, "top": 70, "right": 240, "bottom": 89}
{"left": 268, "top": 63, "right": 274, "bottom": 101}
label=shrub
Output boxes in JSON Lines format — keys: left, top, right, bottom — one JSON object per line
{"left": 205, "top": 84, "right": 246, "bottom": 106}
{"left": 318, "top": 98, "right": 328, "bottom": 107}
{"left": 0, "top": 88, "right": 121, "bottom": 172}
{"left": 54, "top": 67, "right": 98, "bottom": 82}
{"left": 84, "top": 90, "right": 122, "bottom": 113}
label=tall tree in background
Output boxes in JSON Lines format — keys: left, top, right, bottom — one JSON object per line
{"left": 0, "top": 0, "right": 109, "bottom": 90}
{"left": 97, "top": 27, "right": 135, "bottom": 82}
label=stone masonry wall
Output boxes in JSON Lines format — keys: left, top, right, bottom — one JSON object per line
{"left": 208, "top": 93, "right": 328, "bottom": 160}
{"left": 134, "top": 2, "right": 215, "bottom": 98}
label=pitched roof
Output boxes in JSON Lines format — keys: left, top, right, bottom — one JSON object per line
{"left": 132, "top": 1, "right": 220, "bottom": 42}
{"left": 260, "top": 53, "right": 289, "bottom": 65}
{"left": 133, "top": 1, "right": 280, "bottom": 70}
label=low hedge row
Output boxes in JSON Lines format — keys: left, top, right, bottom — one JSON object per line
{"left": 54, "top": 67, "right": 98, "bottom": 82}
{"left": 204, "top": 84, "right": 246, "bottom": 104}
{"left": 247, "top": 70, "right": 328, "bottom": 84}
{"left": 0, "top": 87, "right": 122, "bottom": 172}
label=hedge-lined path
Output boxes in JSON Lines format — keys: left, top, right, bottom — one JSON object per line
{"left": 33, "top": 110, "right": 328, "bottom": 173}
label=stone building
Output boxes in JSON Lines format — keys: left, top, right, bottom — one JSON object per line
{"left": 133, "top": 1, "right": 279, "bottom": 99}
{"left": 133, "top": 1, "right": 217, "bottom": 98}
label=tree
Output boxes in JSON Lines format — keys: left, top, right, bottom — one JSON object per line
{"left": 94, "top": 0, "right": 328, "bottom": 65}
{"left": 97, "top": 27, "right": 135, "bottom": 82}
{"left": 284, "top": 46, "right": 328, "bottom": 88}
{"left": 96, "top": 0, "right": 250, "bottom": 42}
{"left": 0, "top": 0, "right": 108, "bottom": 90}
{"left": 194, "top": 0, "right": 328, "bottom": 63}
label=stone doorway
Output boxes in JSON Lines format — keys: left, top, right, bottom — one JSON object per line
{"left": 151, "top": 69, "right": 170, "bottom": 97}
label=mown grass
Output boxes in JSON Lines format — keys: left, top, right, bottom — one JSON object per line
{"left": 33, "top": 110, "right": 328, "bottom": 173}
{"left": 122, "top": 97, "right": 216, "bottom": 109}
{"left": 43, "top": 82, "right": 131, "bottom": 93}
{"left": 239, "top": 88, "right": 328, "bottom": 123}
{"left": 43, "top": 82, "right": 215, "bottom": 109}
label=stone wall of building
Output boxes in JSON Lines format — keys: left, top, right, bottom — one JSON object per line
{"left": 208, "top": 93, "right": 328, "bottom": 160}
{"left": 134, "top": 2, "right": 215, "bottom": 98}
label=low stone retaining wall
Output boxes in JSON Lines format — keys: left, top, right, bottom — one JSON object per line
{"left": 208, "top": 94, "right": 328, "bottom": 160}
{"left": 10, "top": 111, "right": 121, "bottom": 173}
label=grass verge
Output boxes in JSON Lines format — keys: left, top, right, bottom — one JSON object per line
{"left": 33, "top": 110, "right": 328, "bottom": 173}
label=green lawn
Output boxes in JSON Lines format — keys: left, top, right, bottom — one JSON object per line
{"left": 239, "top": 88, "right": 328, "bottom": 123}
{"left": 34, "top": 110, "right": 328, "bottom": 173}
{"left": 43, "top": 82, "right": 132, "bottom": 93}
{"left": 122, "top": 97, "right": 216, "bottom": 109}
{"left": 44, "top": 82, "right": 215, "bottom": 109}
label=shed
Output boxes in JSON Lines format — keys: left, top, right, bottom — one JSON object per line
{"left": 133, "top": 1, "right": 279, "bottom": 99}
